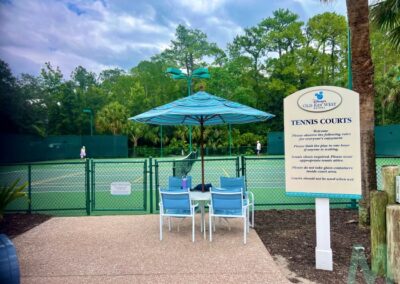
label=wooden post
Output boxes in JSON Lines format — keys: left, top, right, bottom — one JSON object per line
{"left": 370, "top": 190, "right": 388, "bottom": 276}
{"left": 381, "top": 165, "right": 399, "bottom": 204}
{"left": 386, "top": 205, "right": 400, "bottom": 282}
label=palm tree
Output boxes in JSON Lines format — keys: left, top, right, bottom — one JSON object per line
{"left": 322, "top": 0, "right": 376, "bottom": 226}
{"left": 370, "top": 0, "right": 400, "bottom": 50}
{"left": 96, "top": 102, "right": 129, "bottom": 135}
{"left": 375, "top": 66, "right": 400, "bottom": 124}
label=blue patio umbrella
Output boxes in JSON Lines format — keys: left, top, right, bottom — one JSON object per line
{"left": 130, "top": 91, "right": 274, "bottom": 191}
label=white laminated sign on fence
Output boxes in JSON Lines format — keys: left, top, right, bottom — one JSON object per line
{"left": 284, "top": 86, "right": 362, "bottom": 271}
{"left": 111, "top": 182, "right": 132, "bottom": 195}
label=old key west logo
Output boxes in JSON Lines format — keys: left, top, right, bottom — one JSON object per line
{"left": 297, "top": 89, "right": 342, "bottom": 112}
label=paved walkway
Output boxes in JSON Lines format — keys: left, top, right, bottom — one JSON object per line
{"left": 13, "top": 215, "right": 289, "bottom": 284}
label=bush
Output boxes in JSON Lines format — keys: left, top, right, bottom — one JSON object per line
{"left": 0, "top": 179, "right": 28, "bottom": 220}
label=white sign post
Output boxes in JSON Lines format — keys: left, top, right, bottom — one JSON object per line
{"left": 315, "top": 198, "right": 332, "bottom": 270}
{"left": 284, "top": 86, "right": 362, "bottom": 271}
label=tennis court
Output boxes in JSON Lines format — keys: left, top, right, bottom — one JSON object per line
{"left": 1, "top": 156, "right": 399, "bottom": 215}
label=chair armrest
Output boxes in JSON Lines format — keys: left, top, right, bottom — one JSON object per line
{"left": 245, "top": 191, "right": 254, "bottom": 204}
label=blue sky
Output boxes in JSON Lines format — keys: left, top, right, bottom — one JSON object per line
{"left": 0, "top": 0, "right": 346, "bottom": 77}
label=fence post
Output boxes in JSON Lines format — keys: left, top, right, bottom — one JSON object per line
{"left": 236, "top": 156, "right": 240, "bottom": 177}
{"left": 155, "top": 159, "right": 159, "bottom": 212}
{"left": 143, "top": 159, "right": 147, "bottom": 212}
{"left": 28, "top": 164, "right": 32, "bottom": 214}
{"left": 241, "top": 155, "right": 246, "bottom": 177}
{"left": 91, "top": 159, "right": 95, "bottom": 211}
{"left": 85, "top": 159, "right": 91, "bottom": 216}
{"left": 149, "top": 157, "right": 153, "bottom": 214}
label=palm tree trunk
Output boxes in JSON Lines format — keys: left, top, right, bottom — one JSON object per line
{"left": 346, "top": 0, "right": 377, "bottom": 227}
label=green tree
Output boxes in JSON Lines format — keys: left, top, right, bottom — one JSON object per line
{"left": 71, "top": 66, "right": 97, "bottom": 90}
{"left": 0, "top": 59, "right": 20, "bottom": 133}
{"left": 17, "top": 74, "right": 47, "bottom": 136}
{"left": 375, "top": 65, "right": 400, "bottom": 124}
{"left": 132, "top": 60, "right": 180, "bottom": 108}
{"left": 96, "top": 102, "right": 129, "bottom": 135}
{"left": 306, "top": 12, "right": 347, "bottom": 84}
{"left": 260, "top": 9, "right": 305, "bottom": 57}
{"left": 230, "top": 26, "right": 267, "bottom": 106}
{"left": 40, "top": 62, "right": 66, "bottom": 135}
{"left": 156, "top": 24, "right": 223, "bottom": 78}
{"left": 370, "top": 0, "right": 400, "bottom": 50}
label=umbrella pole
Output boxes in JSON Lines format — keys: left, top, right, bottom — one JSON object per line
{"left": 200, "top": 121, "right": 205, "bottom": 192}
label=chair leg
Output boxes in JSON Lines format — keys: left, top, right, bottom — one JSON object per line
{"left": 160, "top": 214, "right": 163, "bottom": 241}
{"left": 221, "top": 218, "right": 231, "bottom": 231}
{"left": 243, "top": 217, "right": 247, "bottom": 245}
{"left": 209, "top": 213, "right": 212, "bottom": 242}
{"left": 246, "top": 206, "right": 250, "bottom": 233}
{"left": 177, "top": 218, "right": 185, "bottom": 232}
{"left": 168, "top": 217, "right": 171, "bottom": 231}
{"left": 251, "top": 205, "right": 255, "bottom": 228}
{"left": 203, "top": 211, "right": 206, "bottom": 239}
{"left": 192, "top": 215, "right": 195, "bottom": 242}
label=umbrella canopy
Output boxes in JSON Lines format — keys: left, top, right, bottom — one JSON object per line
{"left": 130, "top": 91, "right": 275, "bottom": 190}
{"left": 131, "top": 91, "right": 273, "bottom": 126}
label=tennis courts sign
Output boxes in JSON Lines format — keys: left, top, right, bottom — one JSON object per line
{"left": 284, "top": 86, "right": 362, "bottom": 199}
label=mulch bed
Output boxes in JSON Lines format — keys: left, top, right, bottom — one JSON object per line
{"left": 0, "top": 213, "right": 52, "bottom": 239}
{"left": 254, "top": 209, "right": 387, "bottom": 284}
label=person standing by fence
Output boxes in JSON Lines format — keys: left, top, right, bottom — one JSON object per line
{"left": 256, "top": 141, "right": 261, "bottom": 155}
{"left": 80, "top": 146, "right": 86, "bottom": 159}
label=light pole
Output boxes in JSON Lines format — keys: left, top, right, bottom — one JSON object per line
{"left": 83, "top": 108, "right": 93, "bottom": 136}
{"left": 166, "top": 67, "right": 210, "bottom": 153}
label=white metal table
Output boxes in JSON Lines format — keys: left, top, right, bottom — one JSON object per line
{"left": 190, "top": 191, "right": 211, "bottom": 239}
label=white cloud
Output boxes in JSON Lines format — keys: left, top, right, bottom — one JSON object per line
{"left": 173, "top": 0, "right": 228, "bottom": 14}
{"left": 0, "top": 0, "right": 174, "bottom": 76}
{"left": 0, "top": 0, "right": 347, "bottom": 77}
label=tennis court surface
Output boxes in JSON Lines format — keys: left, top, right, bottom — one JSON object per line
{"left": 13, "top": 214, "right": 289, "bottom": 284}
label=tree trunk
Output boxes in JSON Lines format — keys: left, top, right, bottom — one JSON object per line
{"left": 381, "top": 165, "right": 399, "bottom": 204}
{"left": 370, "top": 190, "right": 388, "bottom": 276}
{"left": 346, "top": 0, "right": 376, "bottom": 227}
{"left": 386, "top": 205, "right": 400, "bottom": 282}
{"left": 331, "top": 41, "right": 335, "bottom": 82}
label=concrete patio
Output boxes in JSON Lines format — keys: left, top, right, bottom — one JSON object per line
{"left": 13, "top": 215, "right": 289, "bottom": 283}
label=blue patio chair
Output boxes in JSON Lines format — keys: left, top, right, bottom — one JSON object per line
{"left": 159, "top": 176, "right": 193, "bottom": 233}
{"left": 159, "top": 189, "right": 198, "bottom": 242}
{"left": 220, "top": 176, "right": 254, "bottom": 228}
{"left": 168, "top": 176, "right": 192, "bottom": 191}
{"left": 208, "top": 187, "right": 248, "bottom": 244}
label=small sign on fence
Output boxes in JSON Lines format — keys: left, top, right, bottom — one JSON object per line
{"left": 111, "top": 182, "right": 132, "bottom": 195}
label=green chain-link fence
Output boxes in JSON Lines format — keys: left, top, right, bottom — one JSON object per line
{"left": 2, "top": 156, "right": 399, "bottom": 215}
{"left": 242, "top": 157, "right": 353, "bottom": 209}
{"left": 1, "top": 161, "right": 88, "bottom": 215}
{"left": 91, "top": 159, "right": 147, "bottom": 212}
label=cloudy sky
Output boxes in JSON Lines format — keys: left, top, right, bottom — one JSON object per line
{"left": 0, "top": 0, "right": 346, "bottom": 77}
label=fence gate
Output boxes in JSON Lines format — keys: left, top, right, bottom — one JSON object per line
{"left": 152, "top": 157, "right": 240, "bottom": 212}
{"left": 91, "top": 160, "right": 148, "bottom": 213}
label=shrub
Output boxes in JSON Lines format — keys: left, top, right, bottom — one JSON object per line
{"left": 0, "top": 179, "right": 28, "bottom": 221}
